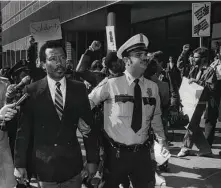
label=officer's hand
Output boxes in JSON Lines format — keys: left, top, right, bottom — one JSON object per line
{"left": 14, "top": 168, "right": 28, "bottom": 183}
{"left": 0, "top": 103, "right": 17, "bottom": 121}
{"left": 86, "top": 163, "right": 98, "bottom": 180}
{"left": 158, "top": 140, "right": 169, "bottom": 152}
{"left": 89, "top": 41, "right": 101, "bottom": 51}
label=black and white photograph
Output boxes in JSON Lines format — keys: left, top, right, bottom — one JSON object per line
{"left": 0, "top": 1, "right": 221, "bottom": 188}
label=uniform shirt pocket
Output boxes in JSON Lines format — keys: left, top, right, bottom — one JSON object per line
{"left": 114, "top": 101, "right": 133, "bottom": 117}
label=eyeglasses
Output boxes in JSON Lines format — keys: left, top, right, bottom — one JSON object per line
{"left": 46, "top": 55, "right": 66, "bottom": 62}
{"left": 193, "top": 56, "right": 201, "bottom": 59}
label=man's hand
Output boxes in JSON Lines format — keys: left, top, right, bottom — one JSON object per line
{"left": 14, "top": 168, "right": 28, "bottom": 183}
{"left": 0, "top": 103, "right": 17, "bottom": 121}
{"left": 188, "top": 78, "right": 196, "bottom": 84}
{"left": 84, "top": 80, "right": 92, "bottom": 90}
{"left": 169, "top": 110, "right": 179, "bottom": 124}
{"left": 182, "top": 44, "right": 190, "bottom": 52}
{"left": 89, "top": 41, "right": 101, "bottom": 51}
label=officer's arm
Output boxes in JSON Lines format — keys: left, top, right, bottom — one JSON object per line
{"left": 79, "top": 84, "right": 99, "bottom": 164}
{"left": 151, "top": 85, "right": 166, "bottom": 142}
{"left": 88, "top": 78, "right": 110, "bottom": 109}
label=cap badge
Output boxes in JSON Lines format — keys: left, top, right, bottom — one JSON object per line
{"left": 140, "top": 34, "right": 144, "bottom": 43}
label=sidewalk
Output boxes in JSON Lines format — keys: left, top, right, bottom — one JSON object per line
{"left": 157, "top": 121, "right": 221, "bottom": 188}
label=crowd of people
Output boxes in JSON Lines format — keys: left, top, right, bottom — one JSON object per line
{"left": 0, "top": 33, "right": 221, "bottom": 188}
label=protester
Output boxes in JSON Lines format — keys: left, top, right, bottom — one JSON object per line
{"left": 152, "top": 51, "right": 180, "bottom": 117}
{"left": 27, "top": 35, "right": 38, "bottom": 81}
{"left": 0, "top": 103, "right": 18, "bottom": 188}
{"left": 89, "top": 34, "right": 167, "bottom": 188}
{"left": 177, "top": 44, "right": 192, "bottom": 78}
{"left": 14, "top": 40, "right": 99, "bottom": 188}
{"left": 177, "top": 47, "right": 215, "bottom": 157}
{"left": 75, "top": 40, "right": 105, "bottom": 92}
{"left": 166, "top": 56, "right": 182, "bottom": 89}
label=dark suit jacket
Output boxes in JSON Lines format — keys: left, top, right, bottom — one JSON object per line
{"left": 14, "top": 77, "right": 99, "bottom": 183}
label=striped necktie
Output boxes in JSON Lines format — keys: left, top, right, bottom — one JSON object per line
{"left": 55, "top": 82, "right": 63, "bottom": 120}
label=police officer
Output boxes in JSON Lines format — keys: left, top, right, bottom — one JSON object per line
{"left": 89, "top": 34, "right": 167, "bottom": 188}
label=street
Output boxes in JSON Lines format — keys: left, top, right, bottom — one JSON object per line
{"left": 158, "top": 120, "right": 221, "bottom": 188}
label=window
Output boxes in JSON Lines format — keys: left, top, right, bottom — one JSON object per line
{"left": 33, "top": 1, "right": 39, "bottom": 12}
{"left": 20, "top": 1, "right": 26, "bottom": 10}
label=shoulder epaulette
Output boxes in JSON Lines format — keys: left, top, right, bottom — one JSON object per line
{"left": 108, "top": 73, "right": 124, "bottom": 79}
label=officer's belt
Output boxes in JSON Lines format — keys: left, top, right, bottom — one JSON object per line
{"left": 103, "top": 131, "right": 150, "bottom": 152}
{"left": 115, "top": 95, "right": 156, "bottom": 105}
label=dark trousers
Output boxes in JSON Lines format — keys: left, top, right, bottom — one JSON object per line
{"left": 204, "top": 90, "right": 221, "bottom": 146}
{"left": 183, "top": 88, "right": 211, "bottom": 152}
{"left": 103, "top": 139, "right": 155, "bottom": 188}
{"left": 183, "top": 85, "right": 221, "bottom": 150}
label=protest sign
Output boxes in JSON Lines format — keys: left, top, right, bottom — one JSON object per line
{"left": 192, "top": 2, "right": 211, "bottom": 37}
{"left": 179, "top": 77, "right": 204, "bottom": 121}
{"left": 106, "top": 26, "right": 117, "bottom": 51}
{"left": 30, "top": 19, "right": 62, "bottom": 42}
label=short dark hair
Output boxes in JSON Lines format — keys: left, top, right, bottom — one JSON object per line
{"left": 39, "top": 40, "right": 66, "bottom": 63}
{"left": 144, "top": 57, "right": 158, "bottom": 79}
{"left": 193, "top": 47, "right": 208, "bottom": 58}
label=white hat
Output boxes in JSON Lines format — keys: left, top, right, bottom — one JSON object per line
{"left": 117, "top": 33, "right": 149, "bottom": 59}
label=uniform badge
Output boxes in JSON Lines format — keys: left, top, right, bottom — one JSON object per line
{"left": 147, "top": 88, "right": 152, "bottom": 97}
{"left": 140, "top": 34, "right": 144, "bottom": 43}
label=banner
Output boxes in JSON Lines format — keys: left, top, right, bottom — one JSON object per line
{"left": 106, "top": 26, "right": 117, "bottom": 51}
{"left": 192, "top": 2, "right": 211, "bottom": 37}
{"left": 30, "top": 19, "right": 62, "bottom": 42}
{"left": 179, "top": 77, "right": 204, "bottom": 121}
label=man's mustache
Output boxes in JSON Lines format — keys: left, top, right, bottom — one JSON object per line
{"left": 55, "top": 66, "right": 66, "bottom": 71}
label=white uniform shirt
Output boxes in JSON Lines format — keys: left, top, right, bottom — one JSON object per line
{"left": 47, "top": 76, "right": 66, "bottom": 108}
{"left": 89, "top": 70, "right": 165, "bottom": 145}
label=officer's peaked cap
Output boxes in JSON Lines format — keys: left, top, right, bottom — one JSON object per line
{"left": 117, "top": 33, "right": 149, "bottom": 59}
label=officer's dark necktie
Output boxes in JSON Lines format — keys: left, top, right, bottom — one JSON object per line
{"left": 131, "top": 79, "right": 142, "bottom": 132}
{"left": 55, "top": 82, "right": 63, "bottom": 120}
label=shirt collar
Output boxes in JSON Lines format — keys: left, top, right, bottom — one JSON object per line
{"left": 47, "top": 75, "right": 66, "bottom": 89}
{"left": 124, "top": 70, "right": 144, "bottom": 86}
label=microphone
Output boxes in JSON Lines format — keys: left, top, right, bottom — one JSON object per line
{"left": 15, "top": 93, "right": 30, "bottom": 107}
{"left": 14, "top": 75, "right": 31, "bottom": 90}
{"left": 6, "top": 76, "right": 31, "bottom": 103}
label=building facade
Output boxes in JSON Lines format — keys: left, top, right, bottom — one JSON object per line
{"left": 1, "top": 1, "right": 221, "bottom": 69}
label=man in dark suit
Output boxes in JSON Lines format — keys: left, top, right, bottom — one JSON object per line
{"left": 14, "top": 40, "right": 99, "bottom": 188}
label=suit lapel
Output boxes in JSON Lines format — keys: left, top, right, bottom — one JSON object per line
{"left": 62, "top": 79, "right": 72, "bottom": 121}
{"left": 38, "top": 77, "right": 61, "bottom": 123}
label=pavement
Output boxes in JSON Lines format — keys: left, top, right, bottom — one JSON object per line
{"left": 77, "top": 120, "right": 221, "bottom": 188}
{"left": 157, "top": 120, "right": 221, "bottom": 188}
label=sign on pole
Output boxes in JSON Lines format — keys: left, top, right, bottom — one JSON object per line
{"left": 30, "top": 19, "right": 62, "bottom": 42}
{"left": 106, "top": 26, "right": 117, "bottom": 51}
{"left": 192, "top": 2, "right": 211, "bottom": 37}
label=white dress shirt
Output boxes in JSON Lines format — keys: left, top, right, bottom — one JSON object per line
{"left": 89, "top": 70, "right": 165, "bottom": 145}
{"left": 47, "top": 75, "right": 66, "bottom": 108}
